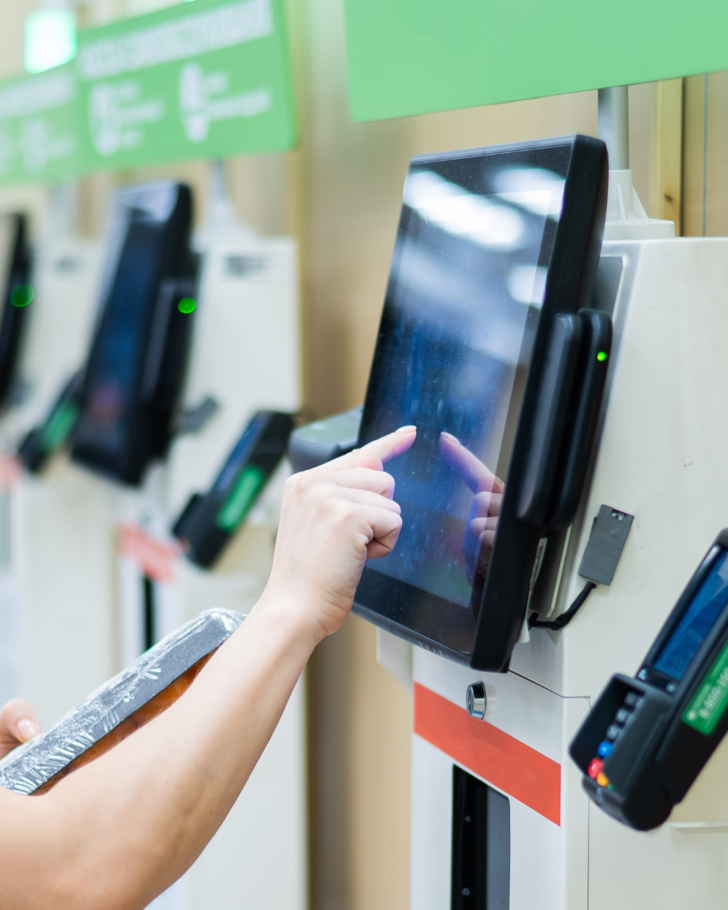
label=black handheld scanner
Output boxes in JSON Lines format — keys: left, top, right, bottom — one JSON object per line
{"left": 570, "top": 530, "right": 728, "bottom": 830}
{"left": 17, "top": 371, "right": 84, "bottom": 473}
{"left": 172, "top": 410, "right": 293, "bottom": 569}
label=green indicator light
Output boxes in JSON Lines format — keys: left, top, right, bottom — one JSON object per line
{"left": 178, "top": 297, "right": 196, "bottom": 314}
{"left": 597, "top": 351, "right": 607, "bottom": 362}
{"left": 11, "top": 285, "right": 33, "bottom": 307}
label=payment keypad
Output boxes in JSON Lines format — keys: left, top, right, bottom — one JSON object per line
{"left": 587, "top": 690, "right": 644, "bottom": 787}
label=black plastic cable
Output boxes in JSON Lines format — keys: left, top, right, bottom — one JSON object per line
{"left": 528, "top": 581, "right": 596, "bottom": 632}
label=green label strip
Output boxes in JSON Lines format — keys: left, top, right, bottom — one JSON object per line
{"left": 682, "top": 640, "right": 728, "bottom": 736}
{"left": 39, "top": 401, "right": 79, "bottom": 453}
{"left": 217, "top": 463, "right": 266, "bottom": 532}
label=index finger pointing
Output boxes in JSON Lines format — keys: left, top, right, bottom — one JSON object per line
{"left": 330, "top": 426, "right": 417, "bottom": 471}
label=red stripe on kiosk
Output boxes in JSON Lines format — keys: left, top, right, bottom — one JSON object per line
{"left": 413, "top": 682, "right": 561, "bottom": 825}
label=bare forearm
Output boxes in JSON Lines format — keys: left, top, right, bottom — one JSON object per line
{"left": 0, "top": 428, "right": 416, "bottom": 910}
{"left": 0, "top": 596, "right": 317, "bottom": 910}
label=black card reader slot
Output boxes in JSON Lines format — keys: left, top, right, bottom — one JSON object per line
{"left": 172, "top": 410, "right": 293, "bottom": 569}
{"left": 517, "top": 308, "right": 612, "bottom": 529}
{"left": 547, "top": 309, "right": 612, "bottom": 528}
{"left": 17, "top": 370, "right": 84, "bottom": 474}
{"left": 517, "top": 314, "right": 583, "bottom": 525}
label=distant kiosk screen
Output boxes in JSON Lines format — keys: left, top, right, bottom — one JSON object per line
{"left": 80, "top": 218, "right": 165, "bottom": 457}
{"left": 71, "top": 181, "right": 193, "bottom": 485}
{"left": 355, "top": 144, "right": 572, "bottom": 657}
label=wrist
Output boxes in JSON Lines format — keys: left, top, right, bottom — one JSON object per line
{"left": 251, "top": 587, "right": 326, "bottom": 652}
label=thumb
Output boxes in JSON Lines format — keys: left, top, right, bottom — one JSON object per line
{"left": 0, "top": 699, "right": 41, "bottom": 744}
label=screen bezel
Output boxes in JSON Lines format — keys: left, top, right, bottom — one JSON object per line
{"left": 0, "top": 213, "right": 30, "bottom": 409}
{"left": 642, "top": 538, "right": 728, "bottom": 692}
{"left": 352, "top": 135, "right": 608, "bottom": 669}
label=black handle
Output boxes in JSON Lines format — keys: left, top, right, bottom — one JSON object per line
{"left": 547, "top": 309, "right": 612, "bottom": 528}
{"left": 140, "top": 275, "right": 196, "bottom": 404}
{"left": 516, "top": 313, "right": 584, "bottom": 525}
{"left": 140, "top": 278, "right": 179, "bottom": 401}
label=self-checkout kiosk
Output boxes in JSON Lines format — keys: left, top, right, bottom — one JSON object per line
{"left": 0, "top": 211, "right": 108, "bottom": 724}
{"left": 1, "top": 182, "right": 197, "bottom": 738}
{"left": 105, "top": 167, "right": 306, "bottom": 910}
{"left": 289, "top": 125, "right": 728, "bottom": 909}
{"left": 0, "top": 211, "right": 32, "bottom": 707}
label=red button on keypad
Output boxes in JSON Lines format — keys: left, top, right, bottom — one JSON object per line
{"left": 588, "top": 758, "right": 603, "bottom": 780}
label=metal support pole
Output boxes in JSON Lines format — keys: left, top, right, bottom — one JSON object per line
{"left": 209, "top": 159, "right": 228, "bottom": 207}
{"left": 598, "top": 86, "right": 629, "bottom": 170}
{"left": 48, "top": 183, "right": 79, "bottom": 237}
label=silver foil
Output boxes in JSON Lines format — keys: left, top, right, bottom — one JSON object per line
{"left": 0, "top": 609, "right": 245, "bottom": 795}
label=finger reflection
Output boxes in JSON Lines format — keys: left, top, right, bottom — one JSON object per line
{"left": 440, "top": 431, "right": 504, "bottom": 586}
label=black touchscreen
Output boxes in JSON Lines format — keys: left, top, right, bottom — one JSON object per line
{"left": 357, "top": 146, "right": 570, "bottom": 655}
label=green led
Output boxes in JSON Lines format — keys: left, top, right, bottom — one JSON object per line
{"left": 178, "top": 297, "right": 196, "bottom": 314}
{"left": 11, "top": 284, "right": 33, "bottom": 307}
{"left": 597, "top": 351, "right": 607, "bottom": 362}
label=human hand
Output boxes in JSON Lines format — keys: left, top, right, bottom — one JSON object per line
{"left": 261, "top": 426, "right": 417, "bottom": 642}
{"left": 440, "top": 432, "right": 504, "bottom": 584}
{"left": 0, "top": 699, "right": 41, "bottom": 760}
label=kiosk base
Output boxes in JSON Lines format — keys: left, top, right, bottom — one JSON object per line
{"left": 119, "top": 235, "right": 305, "bottom": 910}
{"left": 409, "top": 237, "right": 728, "bottom": 909}
{"left": 0, "top": 238, "right": 112, "bottom": 727}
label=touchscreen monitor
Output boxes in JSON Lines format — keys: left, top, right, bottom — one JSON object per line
{"left": 354, "top": 136, "right": 608, "bottom": 670}
{"left": 71, "top": 183, "right": 193, "bottom": 484}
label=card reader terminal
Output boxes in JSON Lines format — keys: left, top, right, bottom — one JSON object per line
{"left": 570, "top": 530, "right": 728, "bottom": 830}
{"left": 17, "top": 371, "right": 84, "bottom": 473}
{"left": 172, "top": 410, "right": 293, "bottom": 568}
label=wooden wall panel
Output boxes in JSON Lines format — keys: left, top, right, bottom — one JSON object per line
{"left": 683, "top": 71, "right": 728, "bottom": 238}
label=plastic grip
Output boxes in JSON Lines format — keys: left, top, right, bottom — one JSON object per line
{"left": 547, "top": 309, "right": 612, "bottom": 528}
{"left": 516, "top": 314, "right": 583, "bottom": 525}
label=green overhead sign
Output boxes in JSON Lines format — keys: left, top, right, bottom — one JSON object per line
{"left": 0, "top": 0, "right": 296, "bottom": 185}
{"left": 0, "top": 64, "right": 78, "bottom": 184}
{"left": 342, "top": 0, "right": 728, "bottom": 122}
{"left": 75, "top": 0, "right": 296, "bottom": 170}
